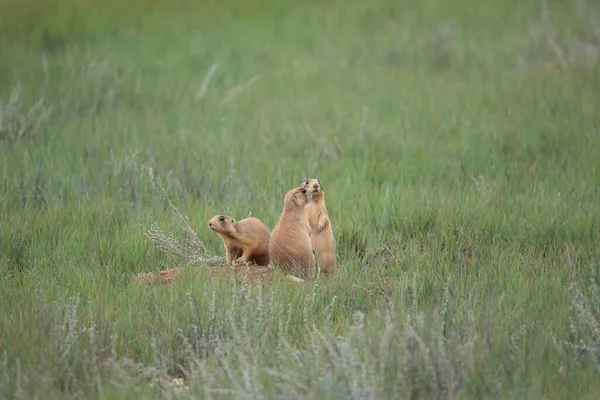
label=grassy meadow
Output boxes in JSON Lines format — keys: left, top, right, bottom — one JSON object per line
{"left": 1, "top": 0, "right": 600, "bottom": 398}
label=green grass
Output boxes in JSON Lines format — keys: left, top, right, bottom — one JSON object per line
{"left": 1, "top": 0, "right": 600, "bottom": 398}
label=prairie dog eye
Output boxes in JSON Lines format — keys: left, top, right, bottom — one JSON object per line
{"left": 219, "top": 216, "right": 225, "bottom": 222}
{"left": 301, "top": 188, "right": 307, "bottom": 193}
{"left": 304, "top": 179, "right": 309, "bottom": 185}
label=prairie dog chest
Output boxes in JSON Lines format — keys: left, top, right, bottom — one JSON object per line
{"left": 218, "top": 233, "right": 238, "bottom": 248}
{"left": 304, "top": 201, "right": 324, "bottom": 228}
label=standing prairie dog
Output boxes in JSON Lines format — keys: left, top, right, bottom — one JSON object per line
{"left": 269, "top": 187, "right": 315, "bottom": 279}
{"left": 301, "top": 178, "right": 337, "bottom": 275}
{"left": 208, "top": 215, "right": 271, "bottom": 266}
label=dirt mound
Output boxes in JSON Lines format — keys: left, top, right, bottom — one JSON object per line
{"left": 133, "top": 264, "right": 275, "bottom": 286}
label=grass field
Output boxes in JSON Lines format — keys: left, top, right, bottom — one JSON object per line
{"left": 1, "top": 0, "right": 600, "bottom": 398}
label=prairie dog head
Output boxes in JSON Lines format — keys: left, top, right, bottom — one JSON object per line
{"left": 284, "top": 187, "right": 309, "bottom": 209}
{"left": 208, "top": 215, "right": 237, "bottom": 234}
{"left": 301, "top": 178, "right": 323, "bottom": 198}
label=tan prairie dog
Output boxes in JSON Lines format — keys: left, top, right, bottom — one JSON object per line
{"left": 301, "top": 178, "right": 337, "bottom": 275}
{"left": 207, "top": 215, "right": 271, "bottom": 266}
{"left": 269, "top": 187, "right": 315, "bottom": 279}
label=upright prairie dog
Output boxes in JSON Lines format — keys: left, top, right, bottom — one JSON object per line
{"left": 301, "top": 178, "right": 337, "bottom": 275}
{"left": 269, "top": 187, "right": 315, "bottom": 278}
{"left": 208, "top": 215, "right": 271, "bottom": 266}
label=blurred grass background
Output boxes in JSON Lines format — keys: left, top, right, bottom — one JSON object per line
{"left": 1, "top": 0, "right": 600, "bottom": 398}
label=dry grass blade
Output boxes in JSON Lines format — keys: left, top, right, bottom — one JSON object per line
{"left": 143, "top": 191, "right": 224, "bottom": 266}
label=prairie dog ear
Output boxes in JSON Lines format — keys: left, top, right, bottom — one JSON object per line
{"left": 317, "top": 179, "right": 322, "bottom": 189}
{"left": 230, "top": 217, "right": 236, "bottom": 224}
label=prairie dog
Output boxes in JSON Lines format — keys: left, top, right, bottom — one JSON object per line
{"left": 269, "top": 187, "right": 315, "bottom": 278}
{"left": 301, "top": 178, "right": 337, "bottom": 275}
{"left": 208, "top": 215, "right": 271, "bottom": 266}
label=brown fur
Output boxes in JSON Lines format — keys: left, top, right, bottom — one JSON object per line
{"left": 208, "top": 215, "right": 271, "bottom": 266}
{"left": 301, "top": 178, "right": 337, "bottom": 275}
{"left": 269, "top": 187, "right": 315, "bottom": 278}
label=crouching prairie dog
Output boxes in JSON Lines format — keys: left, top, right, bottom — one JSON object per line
{"left": 269, "top": 187, "right": 315, "bottom": 278}
{"left": 301, "top": 178, "right": 337, "bottom": 275}
{"left": 208, "top": 215, "right": 271, "bottom": 266}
